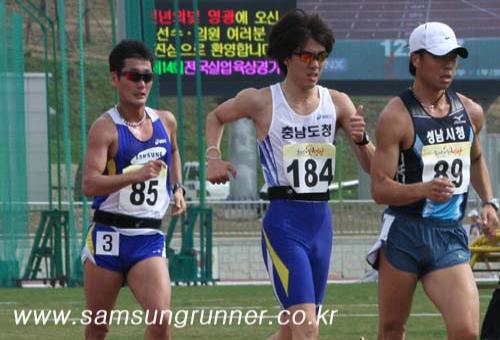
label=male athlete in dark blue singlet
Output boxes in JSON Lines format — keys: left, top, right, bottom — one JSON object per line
{"left": 369, "top": 22, "right": 499, "bottom": 339}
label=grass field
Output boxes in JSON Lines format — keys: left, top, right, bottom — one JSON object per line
{"left": 0, "top": 282, "right": 495, "bottom": 339}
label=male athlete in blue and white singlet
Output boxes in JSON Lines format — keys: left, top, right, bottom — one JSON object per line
{"left": 82, "top": 40, "right": 186, "bottom": 340}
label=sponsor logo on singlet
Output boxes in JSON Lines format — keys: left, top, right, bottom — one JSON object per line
{"left": 130, "top": 147, "right": 167, "bottom": 164}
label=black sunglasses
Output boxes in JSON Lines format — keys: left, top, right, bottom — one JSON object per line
{"left": 292, "top": 50, "right": 329, "bottom": 64}
{"left": 120, "top": 71, "right": 154, "bottom": 83}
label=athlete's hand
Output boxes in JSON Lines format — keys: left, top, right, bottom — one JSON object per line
{"left": 135, "top": 160, "right": 167, "bottom": 182}
{"left": 172, "top": 189, "right": 187, "bottom": 216}
{"left": 425, "top": 176, "right": 455, "bottom": 203}
{"left": 349, "top": 105, "right": 366, "bottom": 143}
{"left": 480, "top": 205, "right": 499, "bottom": 238}
{"left": 207, "top": 159, "right": 237, "bottom": 184}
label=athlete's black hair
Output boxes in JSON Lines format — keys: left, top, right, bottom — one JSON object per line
{"left": 267, "top": 9, "right": 334, "bottom": 75}
{"left": 409, "top": 49, "right": 426, "bottom": 76}
{"left": 109, "top": 39, "right": 154, "bottom": 73}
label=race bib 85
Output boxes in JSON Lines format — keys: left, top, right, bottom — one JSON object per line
{"left": 118, "top": 164, "right": 168, "bottom": 214}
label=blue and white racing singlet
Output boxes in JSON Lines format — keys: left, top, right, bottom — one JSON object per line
{"left": 92, "top": 106, "right": 172, "bottom": 224}
{"left": 258, "top": 83, "right": 337, "bottom": 193}
{"left": 390, "top": 89, "right": 474, "bottom": 220}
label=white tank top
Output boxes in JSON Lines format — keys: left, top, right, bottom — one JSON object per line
{"left": 258, "top": 83, "right": 337, "bottom": 193}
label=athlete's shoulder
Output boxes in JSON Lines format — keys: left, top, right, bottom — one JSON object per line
{"left": 327, "top": 88, "right": 349, "bottom": 103}
{"left": 326, "top": 89, "right": 354, "bottom": 118}
{"left": 85, "top": 110, "right": 119, "bottom": 156}
{"left": 381, "top": 96, "right": 408, "bottom": 118}
{"left": 154, "top": 108, "right": 176, "bottom": 123}
{"left": 232, "top": 86, "right": 272, "bottom": 118}
{"left": 376, "top": 96, "right": 411, "bottom": 139}
{"left": 239, "top": 86, "right": 269, "bottom": 96}
{"left": 89, "top": 111, "right": 117, "bottom": 138}
{"left": 237, "top": 87, "right": 271, "bottom": 105}
{"left": 455, "top": 92, "right": 484, "bottom": 132}
{"left": 151, "top": 108, "right": 177, "bottom": 135}
{"left": 455, "top": 93, "right": 483, "bottom": 115}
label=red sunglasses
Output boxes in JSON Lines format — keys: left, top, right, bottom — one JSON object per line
{"left": 120, "top": 70, "right": 154, "bottom": 83}
{"left": 292, "top": 50, "right": 329, "bottom": 64}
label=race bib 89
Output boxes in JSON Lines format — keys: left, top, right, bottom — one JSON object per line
{"left": 421, "top": 141, "right": 471, "bottom": 195}
{"left": 118, "top": 164, "right": 168, "bottom": 214}
{"left": 283, "top": 143, "right": 335, "bottom": 193}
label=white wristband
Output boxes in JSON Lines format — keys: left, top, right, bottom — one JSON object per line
{"left": 206, "top": 146, "right": 221, "bottom": 160}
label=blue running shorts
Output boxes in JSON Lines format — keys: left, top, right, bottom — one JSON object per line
{"left": 81, "top": 223, "right": 166, "bottom": 274}
{"left": 261, "top": 199, "right": 333, "bottom": 309}
{"left": 368, "top": 210, "right": 469, "bottom": 277}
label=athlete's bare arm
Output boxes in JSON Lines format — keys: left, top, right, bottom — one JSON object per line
{"left": 206, "top": 87, "right": 271, "bottom": 183}
{"left": 332, "top": 90, "right": 374, "bottom": 173}
{"left": 159, "top": 110, "right": 182, "bottom": 186}
{"left": 82, "top": 114, "right": 166, "bottom": 197}
{"left": 460, "top": 94, "right": 498, "bottom": 235}
{"left": 371, "top": 98, "right": 454, "bottom": 205}
{"left": 159, "top": 110, "right": 186, "bottom": 215}
{"left": 206, "top": 87, "right": 271, "bottom": 145}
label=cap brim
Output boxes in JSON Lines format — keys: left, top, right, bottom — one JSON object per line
{"left": 427, "top": 45, "right": 468, "bottom": 58}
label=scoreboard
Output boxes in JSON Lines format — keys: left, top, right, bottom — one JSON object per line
{"left": 152, "top": 1, "right": 500, "bottom": 96}
{"left": 323, "top": 38, "right": 500, "bottom": 81}
{"left": 153, "top": 0, "right": 295, "bottom": 96}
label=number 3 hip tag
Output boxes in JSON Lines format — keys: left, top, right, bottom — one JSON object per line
{"left": 95, "top": 231, "right": 119, "bottom": 256}
{"left": 283, "top": 143, "right": 336, "bottom": 194}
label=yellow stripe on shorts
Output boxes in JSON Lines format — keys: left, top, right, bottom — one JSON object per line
{"left": 263, "top": 229, "right": 289, "bottom": 296}
{"left": 86, "top": 223, "right": 95, "bottom": 255}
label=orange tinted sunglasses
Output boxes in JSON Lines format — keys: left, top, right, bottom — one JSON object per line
{"left": 292, "top": 50, "right": 329, "bottom": 64}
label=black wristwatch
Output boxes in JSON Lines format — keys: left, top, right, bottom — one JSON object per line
{"left": 355, "top": 131, "right": 370, "bottom": 146}
{"left": 172, "top": 183, "right": 186, "bottom": 197}
{"left": 482, "top": 198, "right": 499, "bottom": 211}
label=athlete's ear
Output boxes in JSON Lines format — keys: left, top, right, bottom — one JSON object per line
{"left": 283, "top": 54, "right": 292, "bottom": 67}
{"left": 410, "top": 53, "right": 421, "bottom": 70}
{"left": 110, "top": 71, "right": 119, "bottom": 87}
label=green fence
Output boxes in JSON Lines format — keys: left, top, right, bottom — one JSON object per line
{"left": 0, "top": 1, "right": 28, "bottom": 287}
{"left": 0, "top": 0, "right": 92, "bottom": 287}
{"left": 0, "top": 0, "right": 214, "bottom": 287}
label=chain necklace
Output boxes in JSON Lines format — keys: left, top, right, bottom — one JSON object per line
{"left": 122, "top": 113, "right": 147, "bottom": 128}
{"left": 411, "top": 89, "right": 446, "bottom": 111}
{"left": 116, "top": 106, "right": 147, "bottom": 127}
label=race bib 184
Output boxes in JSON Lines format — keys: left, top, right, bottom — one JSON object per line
{"left": 283, "top": 143, "right": 335, "bottom": 193}
{"left": 421, "top": 141, "right": 471, "bottom": 194}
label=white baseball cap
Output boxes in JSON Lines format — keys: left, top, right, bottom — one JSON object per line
{"left": 409, "top": 22, "right": 468, "bottom": 58}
